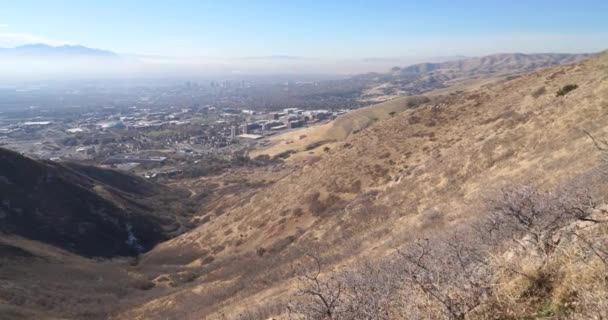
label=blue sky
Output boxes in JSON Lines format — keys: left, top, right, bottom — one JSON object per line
{"left": 1, "top": 0, "right": 607, "bottom": 59}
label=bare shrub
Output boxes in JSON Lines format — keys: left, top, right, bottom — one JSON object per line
{"left": 292, "top": 229, "right": 493, "bottom": 320}
{"left": 337, "top": 262, "right": 401, "bottom": 320}
{"left": 397, "top": 233, "right": 491, "bottom": 320}
{"left": 291, "top": 254, "right": 346, "bottom": 319}
{"left": 478, "top": 184, "right": 595, "bottom": 258}
{"left": 291, "top": 138, "right": 608, "bottom": 320}
{"left": 470, "top": 175, "right": 607, "bottom": 319}
{"left": 291, "top": 254, "right": 403, "bottom": 320}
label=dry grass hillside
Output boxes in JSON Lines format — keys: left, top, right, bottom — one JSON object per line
{"left": 358, "top": 53, "right": 591, "bottom": 102}
{"left": 0, "top": 148, "right": 195, "bottom": 257}
{"left": 0, "top": 150, "right": 202, "bottom": 319}
{"left": 250, "top": 95, "right": 430, "bottom": 159}
{"left": 110, "top": 53, "right": 608, "bottom": 319}
{"left": 253, "top": 54, "right": 593, "bottom": 160}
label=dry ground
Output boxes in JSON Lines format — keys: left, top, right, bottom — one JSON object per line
{"left": 3, "top": 52, "right": 606, "bottom": 320}
{"left": 109, "top": 53, "right": 608, "bottom": 319}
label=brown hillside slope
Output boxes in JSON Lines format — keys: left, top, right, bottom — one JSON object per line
{"left": 0, "top": 235, "right": 143, "bottom": 320}
{"left": 359, "top": 53, "right": 591, "bottom": 101}
{"left": 250, "top": 95, "right": 430, "bottom": 159}
{"left": 0, "top": 150, "right": 198, "bottom": 319}
{"left": 254, "top": 54, "right": 592, "bottom": 160}
{"left": 116, "top": 52, "right": 608, "bottom": 319}
{"left": 0, "top": 148, "right": 193, "bottom": 257}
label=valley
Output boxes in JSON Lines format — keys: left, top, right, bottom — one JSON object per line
{"left": 2, "top": 51, "right": 608, "bottom": 319}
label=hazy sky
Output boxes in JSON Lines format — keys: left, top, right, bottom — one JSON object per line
{"left": 0, "top": 0, "right": 607, "bottom": 81}
{"left": 1, "top": 0, "right": 607, "bottom": 58}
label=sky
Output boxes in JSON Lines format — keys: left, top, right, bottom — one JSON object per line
{"left": 0, "top": 0, "right": 607, "bottom": 78}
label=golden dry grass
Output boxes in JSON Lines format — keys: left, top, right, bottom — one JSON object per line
{"left": 250, "top": 95, "right": 430, "bottom": 160}
{"left": 108, "top": 53, "right": 608, "bottom": 319}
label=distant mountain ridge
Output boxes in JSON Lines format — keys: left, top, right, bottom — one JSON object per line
{"left": 393, "top": 53, "right": 589, "bottom": 76}
{"left": 0, "top": 43, "right": 118, "bottom": 57}
{"left": 354, "top": 52, "right": 592, "bottom": 101}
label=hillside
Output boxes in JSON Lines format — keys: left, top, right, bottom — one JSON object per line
{"left": 111, "top": 52, "right": 608, "bottom": 319}
{"left": 396, "top": 53, "right": 586, "bottom": 76}
{"left": 1, "top": 52, "right": 606, "bottom": 320}
{"left": 357, "top": 53, "right": 591, "bottom": 101}
{"left": 0, "top": 148, "right": 193, "bottom": 257}
{"left": 250, "top": 95, "right": 431, "bottom": 159}
{"left": 347, "top": 52, "right": 592, "bottom": 149}
{"left": 252, "top": 54, "right": 592, "bottom": 160}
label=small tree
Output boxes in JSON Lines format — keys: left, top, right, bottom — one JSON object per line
{"left": 293, "top": 254, "right": 344, "bottom": 319}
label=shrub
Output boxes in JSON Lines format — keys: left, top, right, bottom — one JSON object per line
{"left": 556, "top": 84, "right": 578, "bottom": 97}
{"left": 291, "top": 254, "right": 401, "bottom": 320}
{"left": 256, "top": 247, "right": 266, "bottom": 257}
{"left": 290, "top": 178, "right": 607, "bottom": 319}
{"left": 274, "top": 150, "right": 296, "bottom": 159}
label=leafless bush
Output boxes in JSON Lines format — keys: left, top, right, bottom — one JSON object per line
{"left": 290, "top": 253, "right": 405, "bottom": 320}
{"left": 477, "top": 184, "right": 596, "bottom": 259}
{"left": 292, "top": 230, "right": 492, "bottom": 320}
{"left": 291, "top": 131, "right": 608, "bottom": 320}
{"left": 337, "top": 261, "right": 403, "bottom": 320}
{"left": 291, "top": 254, "right": 345, "bottom": 319}
{"left": 397, "top": 233, "right": 491, "bottom": 320}
{"left": 470, "top": 169, "right": 608, "bottom": 318}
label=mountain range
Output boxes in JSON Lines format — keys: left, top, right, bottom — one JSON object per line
{"left": 353, "top": 52, "right": 591, "bottom": 101}
{"left": 0, "top": 43, "right": 118, "bottom": 57}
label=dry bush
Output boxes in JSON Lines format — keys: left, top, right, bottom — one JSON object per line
{"left": 290, "top": 233, "right": 491, "bottom": 320}
{"left": 290, "top": 177, "right": 608, "bottom": 320}
{"left": 290, "top": 254, "right": 346, "bottom": 319}
{"left": 289, "top": 130, "right": 608, "bottom": 319}
{"left": 306, "top": 193, "right": 346, "bottom": 217}
{"left": 477, "top": 184, "right": 596, "bottom": 259}
{"left": 472, "top": 179, "right": 607, "bottom": 319}
{"left": 290, "top": 254, "right": 403, "bottom": 320}
{"left": 396, "top": 233, "right": 492, "bottom": 320}
{"left": 556, "top": 84, "right": 578, "bottom": 97}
